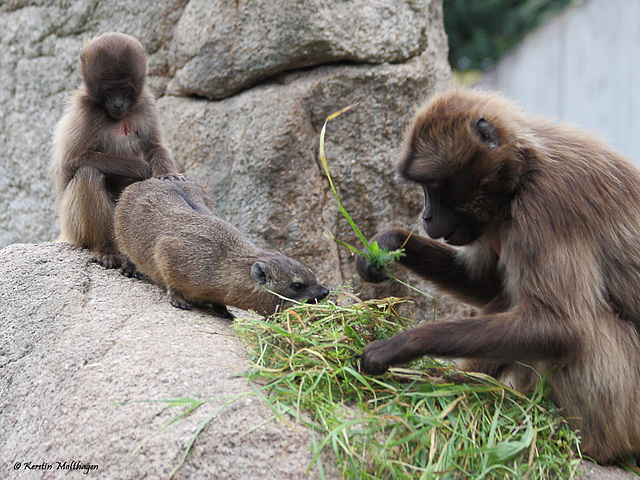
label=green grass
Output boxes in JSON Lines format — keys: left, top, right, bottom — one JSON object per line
{"left": 234, "top": 291, "right": 581, "bottom": 480}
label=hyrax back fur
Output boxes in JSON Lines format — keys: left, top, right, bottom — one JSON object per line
{"left": 114, "top": 176, "right": 329, "bottom": 317}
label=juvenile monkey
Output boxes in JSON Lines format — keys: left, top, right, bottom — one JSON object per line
{"left": 50, "top": 32, "right": 177, "bottom": 268}
{"left": 356, "top": 88, "right": 640, "bottom": 463}
{"left": 114, "top": 176, "right": 330, "bottom": 318}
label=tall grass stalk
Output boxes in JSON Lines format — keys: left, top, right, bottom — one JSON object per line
{"left": 318, "top": 106, "right": 434, "bottom": 301}
{"left": 319, "top": 105, "right": 405, "bottom": 270}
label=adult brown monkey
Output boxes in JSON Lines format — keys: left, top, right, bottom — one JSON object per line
{"left": 356, "top": 88, "right": 640, "bottom": 463}
{"left": 50, "top": 32, "right": 177, "bottom": 268}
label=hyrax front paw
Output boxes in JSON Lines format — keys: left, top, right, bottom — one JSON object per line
{"left": 120, "top": 259, "right": 140, "bottom": 278}
{"left": 169, "top": 291, "right": 192, "bottom": 310}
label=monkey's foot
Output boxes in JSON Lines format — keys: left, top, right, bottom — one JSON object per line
{"left": 158, "top": 173, "right": 186, "bottom": 182}
{"left": 169, "top": 292, "right": 192, "bottom": 310}
{"left": 94, "top": 253, "right": 123, "bottom": 269}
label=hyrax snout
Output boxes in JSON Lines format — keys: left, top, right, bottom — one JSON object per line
{"left": 114, "top": 176, "right": 329, "bottom": 318}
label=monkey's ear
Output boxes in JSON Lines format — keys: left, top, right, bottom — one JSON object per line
{"left": 251, "top": 261, "right": 272, "bottom": 285}
{"left": 473, "top": 117, "right": 499, "bottom": 150}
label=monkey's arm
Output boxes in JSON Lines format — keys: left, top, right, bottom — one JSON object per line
{"left": 356, "top": 228, "right": 502, "bottom": 306}
{"left": 360, "top": 306, "right": 584, "bottom": 375}
{"left": 145, "top": 144, "right": 176, "bottom": 177}
{"left": 360, "top": 238, "right": 595, "bottom": 375}
{"left": 139, "top": 100, "right": 177, "bottom": 176}
{"left": 66, "top": 151, "right": 152, "bottom": 181}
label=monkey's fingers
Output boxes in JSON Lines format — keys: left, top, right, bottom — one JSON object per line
{"left": 355, "top": 254, "right": 390, "bottom": 283}
{"left": 94, "top": 253, "right": 123, "bottom": 269}
{"left": 158, "top": 173, "right": 186, "bottom": 181}
{"left": 360, "top": 339, "right": 394, "bottom": 375}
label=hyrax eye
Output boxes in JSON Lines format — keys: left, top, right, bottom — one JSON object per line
{"left": 291, "top": 282, "right": 304, "bottom": 292}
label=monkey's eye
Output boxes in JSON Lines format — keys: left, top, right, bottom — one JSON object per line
{"left": 420, "top": 180, "right": 439, "bottom": 192}
{"left": 291, "top": 282, "right": 305, "bottom": 292}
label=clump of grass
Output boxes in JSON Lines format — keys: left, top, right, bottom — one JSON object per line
{"left": 235, "top": 291, "right": 581, "bottom": 479}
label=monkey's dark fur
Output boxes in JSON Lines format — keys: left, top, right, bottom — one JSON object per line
{"left": 356, "top": 88, "right": 640, "bottom": 463}
{"left": 50, "top": 32, "right": 177, "bottom": 268}
{"left": 114, "top": 176, "right": 330, "bottom": 318}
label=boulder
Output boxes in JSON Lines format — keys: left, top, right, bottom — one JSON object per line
{"left": 167, "top": 0, "right": 442, "bottom": 100}
{"left": 0, "top": 242, "right": 337, "bottom": 479}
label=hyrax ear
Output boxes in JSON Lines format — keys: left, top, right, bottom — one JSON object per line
{"left": 473, "top": 117, "right": 499, "bottom": 150}
{"left": 251, "top": 261, "right": 271, "bottom": 285}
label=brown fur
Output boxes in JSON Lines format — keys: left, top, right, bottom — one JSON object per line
{"left": 356, "top": 88, "right": 640, "bottom": 463}
{"left": 114, "top": 176, "right": 329, "bottom": 318}
{"left": 50, "top": 32, "right": 177, "bottom": 268}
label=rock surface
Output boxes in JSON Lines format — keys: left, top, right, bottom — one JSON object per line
{"left": 0, "top": 242, "right": 337, "bottom": 479}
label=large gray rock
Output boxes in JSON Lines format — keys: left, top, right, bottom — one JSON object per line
{"left": 167, "top": 0, "right": 439, "bottom": 99}
{"left": 0, "top": 242, "right": 337, "bottom": 479}
{"left": 0, "top": 0, "right": 452, "bottom": 314}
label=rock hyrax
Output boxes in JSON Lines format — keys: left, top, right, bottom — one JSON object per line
{"left": 114, "top": 176, "right": 329, "bottom": 318}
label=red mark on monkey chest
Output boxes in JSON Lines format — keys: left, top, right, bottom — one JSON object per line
{"left": 118, "top": 119, "right": 134, "bottom": 136}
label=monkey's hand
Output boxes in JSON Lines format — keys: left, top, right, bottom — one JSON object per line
{"left": 360, "top": 338, "right": 395, "bottom": 375}
{"left": 355, "top": 228, "right": 408, "bottom": 283}
{"left": 360, "top": 327, "right": 420, "bottom": 375}
{"left": 355, "top": 254, "right": 390, "bottom": 283}
{"left": 158, "top": 173, "right": 186, "bottom": 181}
